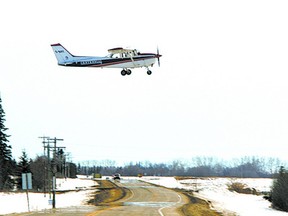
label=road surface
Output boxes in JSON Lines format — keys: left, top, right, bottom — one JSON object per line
{"left": 88, "top": 179, "right": 187, "bottom": 216}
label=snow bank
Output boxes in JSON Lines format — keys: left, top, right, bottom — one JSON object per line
{"left": 142, "top": 177, "right": 288, "bottom": 216}
{"left": 184, "top": 178, "right": 283, "bottom": 216}
{"left": 0, "top": 176, "right": 97, "bottom": 215}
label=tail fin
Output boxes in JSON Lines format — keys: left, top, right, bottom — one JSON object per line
{"left": 51, "top": 43, "right": 74, "bottom": 65}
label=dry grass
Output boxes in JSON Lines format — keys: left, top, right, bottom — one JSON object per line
{"left": 87, "top": 180, "right": 130, "bottom": 205}
{"left": 176, "top": 189, "right": 222, "bottom": 216}
{"left": 181, "top": 203, "right": 221, "bottom": 216}
{"left": 228, "top": 182, "right": 258, "bottom": 195}
{"left": 174, "top": 176, "right": 198, "bottom": 181}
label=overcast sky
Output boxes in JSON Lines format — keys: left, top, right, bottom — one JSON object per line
{"left": 1, "top": 0, "right": 288, "bottom": 165}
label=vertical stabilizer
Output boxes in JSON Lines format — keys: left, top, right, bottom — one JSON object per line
{"left": 51, "top": 43, "right": 74, "bottom": 65}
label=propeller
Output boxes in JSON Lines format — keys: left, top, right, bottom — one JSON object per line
{"left": 156, "top": 47, "right": 161, "bottom": 67}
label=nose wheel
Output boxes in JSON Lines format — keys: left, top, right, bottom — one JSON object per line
{"left": 147, "top": 70, "right": 152, "bottom": 75}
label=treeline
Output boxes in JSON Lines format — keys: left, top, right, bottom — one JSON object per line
{"left": 78, "top": 156, "right": 285, "bottom": 178}
{"left": 0, "top": 150, "right": 77, "bottom": 191}
{"left": 18, "top": 152, "right": 77, "bottom": 191}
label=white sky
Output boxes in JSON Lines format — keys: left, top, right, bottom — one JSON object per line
{"left": 1, "top": 0, "right": 288, "bottom": 165}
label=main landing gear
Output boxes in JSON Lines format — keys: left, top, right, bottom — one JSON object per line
{"left": 121, "top": 69, "right": 132, "bottom": 76}
{"left": 120, "top": 68, "right": 152, "bottom": 76}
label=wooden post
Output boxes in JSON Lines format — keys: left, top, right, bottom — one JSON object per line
{"left": 26, "top": 173, "right": 30, "bottom": 212}
{"left": 52, "top": 176, "right": 56, "bottom": 208}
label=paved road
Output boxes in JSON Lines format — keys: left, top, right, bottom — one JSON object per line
{"left": 7, "top": 179, "right": 187, "bottom": 216}
{"left": 88, "top": 179, "right": 187, "bottom": 216}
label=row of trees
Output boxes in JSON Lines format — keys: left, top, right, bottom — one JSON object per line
{"left": 78, "top": 157, "right": 283, "bottom": 178}
{"left": 0, "top": 148, "right": 77, "bottom": 191}
{"left": 16, "top": 152, "right": 77, "bottom": 191}
{"left": 77, "top": 156, "right": 285, "bottom": 178}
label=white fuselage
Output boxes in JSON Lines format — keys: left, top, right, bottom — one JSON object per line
{"left": 51, "top": 43, "right": 161, "bottom": 75}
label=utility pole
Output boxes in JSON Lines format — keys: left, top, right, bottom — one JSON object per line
{"left": 39, "top": 136, "right": 51, "bottom": 198}
{"left": 48, "top": 137, "right": 64, "bottom": 209}
{"left": 39, "top": 136, "right": 65, "bottom": 209}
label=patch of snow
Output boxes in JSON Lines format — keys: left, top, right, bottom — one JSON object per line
{"left": 0, "top": 176, "right": 97, "bottom": 215}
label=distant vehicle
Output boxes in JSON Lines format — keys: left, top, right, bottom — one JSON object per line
{"left": 51, "top": 43, "right": 162, "bottom": 76}
{"left": 113, "top": 173, "right": 121, "bottom": 180}
{"left": 94, "top": 173, "right": 102, "bottom": 178}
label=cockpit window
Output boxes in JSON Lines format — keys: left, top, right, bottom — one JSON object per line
{"left": 106, "top": 50, "right": 140, "bottom": 58}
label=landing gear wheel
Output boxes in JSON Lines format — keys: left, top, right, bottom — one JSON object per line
{"left": 126, "top": 69, "right": 132, "bottom": 75}
{"left": 121, "top": 69, "right": 126, "bottom": 76}
{"left": 147, "top": 70, "right": 152, "bottom": 75}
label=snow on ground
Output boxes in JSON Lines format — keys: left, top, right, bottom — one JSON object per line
{"left": 0, "top": 175, "right": 97, "bottom": 215}
{"left": 56, "top": 176, "right": 96, "bottom": 191}
{"left": 1, "top": 176, "right": 288, "bottom": 216}
{"left": 142, "top": 177, "right": 288, "bottom": 216}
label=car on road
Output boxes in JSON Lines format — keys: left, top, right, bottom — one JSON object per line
{"left": 113, "top": 173, "right": 121, "bottom": 180}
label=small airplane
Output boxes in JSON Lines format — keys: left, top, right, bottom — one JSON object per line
{"left": 51, "top": 43, "right": 162, "bottom": 76}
